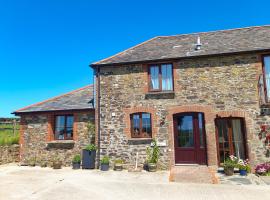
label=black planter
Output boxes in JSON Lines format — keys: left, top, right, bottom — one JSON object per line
{"left": 100, "top": 163, "right": 109, "bottom": 171}
{"left": 72, "top": 162, "right": 81, "bottom": 169}
{"left": 82, "top": 149, "right": 96, "bottom": 169}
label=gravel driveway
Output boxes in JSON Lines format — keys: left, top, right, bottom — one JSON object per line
{"left": 0, "top": 164, "right": 269, "bottom": 200}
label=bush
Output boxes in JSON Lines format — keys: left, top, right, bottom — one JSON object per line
{"left": 146, "top": 139, "right": 160, "bottom": 164}
{"left": 0, "top": 135, "right": 19, "bottom": 146}
{"left": 101, "top": 156, "right": 109, "bottom": 165}
{"left": 72, "top": 155, "right": 81, "bottom": 163}
{"left": 84, "top": 144, "right": 97, "bottom": 151}
{"left": 114, "top": 159, "right": 124, "bottom": 164}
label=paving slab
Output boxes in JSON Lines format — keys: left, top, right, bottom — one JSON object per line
{"left": 0, "top": 164, "right": 270, "bottom": 200}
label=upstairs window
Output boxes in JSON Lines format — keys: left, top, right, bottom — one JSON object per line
{"left": 149, "top": 63, "right": 173, "bottom": 92}
{"left": 130, "top": 113, "right": 152, "bottom": 138}
{"left": 54, "top": 115, "right": 74, "bottom": 140}
{"left": 263, "top": 55, "right": 270, "bottom": 101}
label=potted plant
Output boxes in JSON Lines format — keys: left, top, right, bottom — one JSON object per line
{"left": 52, "top": 157, "right": 62, "bottom": 169}
{"left": 224, "top": 155, "right": 237, "bottom": 176}
{"left": 100, "top": 156, "right": 110, "bottom": 171}
{"left": 114, "top": 159, "right": 124, "bottom": 171}
{"left": 72, "top": 154, "right": 81, "bottom": 170}
{"left": 146, "top": 139, "right": 160, "bottom": 172}
{"left": 82, "top": 144, "right": 97, "bottom": 169}
{"left": 255, "top": 162, "right": 270, "bottom": 176}
{"left": 237, "top": 159, "right": 250, "bottom": 176}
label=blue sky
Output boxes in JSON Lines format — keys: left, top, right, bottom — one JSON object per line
{"left": 0, "top": 0, "right": 269, "bottom": 117}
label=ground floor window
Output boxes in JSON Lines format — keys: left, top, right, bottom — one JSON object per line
{"left": 215, "top": 117, "right": 247, "bottom": 164}
{"left": 130, "top": 112, "right": 152, "bottom": 138}
{"left": 54, "top": 115, "right": 74, "bottom": 140}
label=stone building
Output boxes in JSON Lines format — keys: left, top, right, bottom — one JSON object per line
{"left": 14, "top": 25, "right": 270, "bottom": 174}
{"left": 91, "top": 25, "right": 270, "bottom": 171}
{"left": 14, "top": 85, "right": 94, "bottom": 166}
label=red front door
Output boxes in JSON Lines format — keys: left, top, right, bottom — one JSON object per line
{"left": 174, "top": 113, "right": 207, "bottom": 165}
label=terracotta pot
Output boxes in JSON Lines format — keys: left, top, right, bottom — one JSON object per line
{"left": 224, "top": 167, "right": 234, "bottom": 176}
{"left": 148, "top": 163, "right": 157, "bottom": 172}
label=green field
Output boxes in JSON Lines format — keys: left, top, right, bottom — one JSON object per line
{"left": 0, "top": 123, "right": 19, "bottom": 146}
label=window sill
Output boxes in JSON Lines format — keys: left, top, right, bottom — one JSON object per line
{"left": 145, "top": 91, "right": 175, "bottom": 99}
{"left": 46, "top": 140, "right": 75, "bottom": 149}
{"left": 127, "top": 138, "right": 152, "bottom": 145}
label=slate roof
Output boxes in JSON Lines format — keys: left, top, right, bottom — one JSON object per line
{"left": 92, "top": 25, "right": 270, "bottom": 66}
{"left": 14, "top": 85, "right": 94, "bottom": 114}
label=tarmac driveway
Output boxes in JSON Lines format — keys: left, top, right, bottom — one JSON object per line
{"left": 0, "top": 164, "right": 269, "bottom": 200}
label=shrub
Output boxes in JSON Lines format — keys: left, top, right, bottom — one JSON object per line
{"left": 101, "top": 156, "right": 109, "bottom": 165}
{"left": 0, "top": 135, "right": 19, "bottom": 146}
{"left": 146, "top": 139, "right": 160, "bottom": 164}
{"left": 84, "top": 144, "right": 97, "bottom": 151}
{"left": 72, "top": 155, "right": 81, "bottom": 163}
{"left": 114, "top": 159, "right": 124, "bottom": 164}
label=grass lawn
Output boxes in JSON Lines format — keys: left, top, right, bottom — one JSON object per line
{"left": 0, "top": 123, "right": 19, "bottom": 146}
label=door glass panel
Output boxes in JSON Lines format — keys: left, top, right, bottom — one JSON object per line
{"left": 177, "top": 115, "right": 194, "bottom": 147}
{"left": 216, "top": 118, "right": 246, "bottom": 165}
{"left": 232, "top": 119, "right": 245, "bottom": 160}
{"left": 198, "top": 113, "right": 204, "bottom": 148}
{"left": 264, "top": 56, "right": 270, "bottom": 98}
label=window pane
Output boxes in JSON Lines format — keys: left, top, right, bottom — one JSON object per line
{"left": 177, "top": 115, "right": 194, "bottom": 147}
{"left": 264, "top": 56, "right": 270, "bottom": 98}
{"left": 198, "top": 113, "right": 204, "bottom": 148}
{"left": 66, "top": 116, "right": 74, "bottom": 127}
{"left": 142, "top": 113, "right": 151, "bottom": 136}
{"left": 66, "top": 127, "right": 73, "bottom": 139}
{"left": 56, "top": 116, "right": 65, "bottom": 127}
{"left": 150, "top": 65, "right": 159, "bottom": 90}
{"left": 55, "top": 116, "right": 65, "bottom": 140}
{"left": 55, "top": 127, "right": 65, "bottom": 140}
{"left": 132, "top": 114, "right": 140, "bottom": 136}
{"left": 232, "top": 119, "right": 245, "bottom": 160}
{"left": 161, "top": 64, "right": 173, "bottom": 90}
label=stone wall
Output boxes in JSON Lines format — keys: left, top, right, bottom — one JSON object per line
{"left": 0, "top": 144, "right": 19, "bottom": 165}
{"left": 20, "top": 110, "right": 94, "bottom": 166}
{"left": 98, "top": 53, "right": 270, "bottom": 169}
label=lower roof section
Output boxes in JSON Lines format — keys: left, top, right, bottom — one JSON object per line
{"left": 13, "top": 85, "right": 94, "bottom": 115}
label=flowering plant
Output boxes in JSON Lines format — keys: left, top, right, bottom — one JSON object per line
{"left": 224, "top": 155, "right": 238, "bottom": 169}
{"left": 255, "top": 163, "right": 270, "bottom": 175}
{"left": 237, "top": 159, "right": 251, "bottom": 172}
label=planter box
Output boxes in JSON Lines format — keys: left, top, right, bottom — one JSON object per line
{"left": 82, "top": 150, "right": 96, "bottom": 169}
{"left": 101, "top": 164, "right": 109, "bottom": 171}
{"left": 72, "top": 162, "right": 81, "bottom": 170}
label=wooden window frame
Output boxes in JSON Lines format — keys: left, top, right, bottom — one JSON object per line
{"left": 130, "top": 112, "right": 152, "bottom": 138}
{"left": 215, "top": 117, "right": 248, "bottom": 166}
{"left": 148, "top": 63, "right": 174, "bottom": 92}
{"left": 54, "top": 115, "right": 74, "bottom": 140}
{"left": 262, "top": 55, "right": 270, "bottom": 103}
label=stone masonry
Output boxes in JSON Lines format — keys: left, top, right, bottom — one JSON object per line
{"left": 20, "top": 111, "right": 94, "bottom": 166}
{"left": 98, "top": 53, "right": 270, "bottom": 170}
{"left": 0, "top": 144, "right": 19, "bottom": 165}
